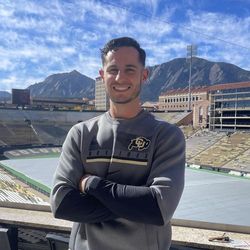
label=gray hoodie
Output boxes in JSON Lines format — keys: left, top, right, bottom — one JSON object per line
{"left": 50, "top": 110, "right": 185, "bottom": 250}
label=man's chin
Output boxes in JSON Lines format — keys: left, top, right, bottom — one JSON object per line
{"left": 111, "top": 98, "right": 133, "bottom": 104}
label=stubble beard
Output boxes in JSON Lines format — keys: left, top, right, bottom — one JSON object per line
{"left": 107, "top": 79, "right": 143, "bottom": 105}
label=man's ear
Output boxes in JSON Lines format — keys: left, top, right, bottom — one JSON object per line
{"left": 142, "top": 68, "right": 149, "bottom": 82}
{"left": 99, "top": 69, "right": 104, "bottom": 79}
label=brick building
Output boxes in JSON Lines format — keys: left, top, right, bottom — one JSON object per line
{"left": 159, "top": 81, "right": 250, "bottom": 130}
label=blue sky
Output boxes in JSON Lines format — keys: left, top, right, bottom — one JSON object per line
{"left": 1, "top": 0, "right": 250, "bottom": 92}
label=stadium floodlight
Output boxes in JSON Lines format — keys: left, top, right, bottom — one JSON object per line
{"left": 187, "top": 45, "right": 197, "bottom": 111}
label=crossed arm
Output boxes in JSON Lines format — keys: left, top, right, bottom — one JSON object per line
{"left": 50, "top": 125, "right": 185, "bottom": 226}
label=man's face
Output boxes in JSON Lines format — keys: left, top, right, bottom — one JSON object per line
{"left": 99, "top": 46, "right": 148, "bottom": 105}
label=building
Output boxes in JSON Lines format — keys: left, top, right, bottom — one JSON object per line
{"left": 209, "top": 81, "right": 250, "bottom": 131}
{"left": 159, "top": 81, "right": 250, "bottom": 130}
{"left": 31, "top": 97, "right": 94, "bottom": 111}
{"left": 159, "top": 86, "right": 209, "bottom": 128}
{"left": 159, "top": 86, "right": 208, "bottom": 112}
{"left": 95, "top": 76, "right": 109, "bottom": 110}
{"left": 12, "top": 88, "right": 31, "bottom": 106}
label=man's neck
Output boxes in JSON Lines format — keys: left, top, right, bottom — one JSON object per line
{"left": 109, "top": 101, "right": 142, "bottom": 119}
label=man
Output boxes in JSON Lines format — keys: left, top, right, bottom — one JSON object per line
{"left": 50, "top": 37, "right": 185, "bottom": 250}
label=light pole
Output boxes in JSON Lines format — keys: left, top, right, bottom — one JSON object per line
{"left": 187, "top": 45, "right": 197, "bottom": 111}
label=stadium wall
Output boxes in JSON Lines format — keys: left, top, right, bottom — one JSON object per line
{"left": 0, "top": 109, "right": 103, "bottom": 123}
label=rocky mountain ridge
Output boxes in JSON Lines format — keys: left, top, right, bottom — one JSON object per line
{"left": 4, "top": 57, "right": 250, "bottom": 102}
{"left": 28, "top": 70, "right": 95, "bottom": 99}
{"left": 142, "top": 57, "right": 250, "bottom": 100}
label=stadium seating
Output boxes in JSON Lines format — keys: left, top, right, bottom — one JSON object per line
{"left": 46, "top": 233, "right": 69, "bottom": 250}
{"left": 0, "top": 171, "right": 48, "bottom": 205}
{"left": 188, "top": 132, "right": 250, "bottom": 168}
{"left": 0, "top": 110, "right": 191, "bottom": 146}
{"left": 0, "top": 122, "right": 40, "bottom": 146}
{"left": 31, "top": 122, "right": 69, "bottom": 145}
{"left": 0, "top": 109, "right": 103, "bottom": 146}
{"left": 179, "top": 125, "right": 198, "bottom": 138}
{"left": 221, "top": 134, "right": 250, "bottom": 172}
{"left": 1, "top": 109, "right": 250, "bottom": 174}
{"left": 154, "top": 112, "right": 189, "bottom": 124}
{"left": 0, "top": 227, "right": 18, "bottom": 250}
{"left": 186, "top": 130, "right": 226, "bottom": 160}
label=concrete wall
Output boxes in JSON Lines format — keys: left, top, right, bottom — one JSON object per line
{"left": 0, "top": 109, "right": 103, "bottom": 123}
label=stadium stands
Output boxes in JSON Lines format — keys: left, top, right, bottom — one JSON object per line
{"left": 186, "top": 130, "right": 226, "bottom": 160}
{"left": 1, "top": 108, "right": 250, "bottom": 249}
{"left": 0, "top": 171, "right": 48, "bottom": 205}
{"left": 188, "top": 131, "right": 250, "bottom": 171}
{"left": 0, "top": 121, "right": 40, "bottom": 146}
{"left": 154, "top": 111, "right": 190, "bottom": 124}
{"left": 179, "top": 125, "right": 198, "bottom": 138}
{"left": 0, "top": 109, "right": 191, "bottom": 147}
{"left": 0, "top": 123, "right": 16, "bottom": 145}
{"left": 1, "top": 108, "right": 250, "bottom": 174}
{"left": 0, "top": 109, "right": 103, "bottom": 123}
{"left": 222, "top": 137, "right": 250, "bottom": 172}
{"left": 31, "top": 122, "right": 70, "bottom": 145}
{"left": 0, "top": 109, "right": 104, "bottom": 146}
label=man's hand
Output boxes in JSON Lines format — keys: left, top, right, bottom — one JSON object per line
{"left": 79, "top": 175, "right": 91, "bottom": 193}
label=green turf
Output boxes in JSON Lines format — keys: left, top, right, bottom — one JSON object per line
{"left": 0, "top": 162, "right": 51, "bottom": 195}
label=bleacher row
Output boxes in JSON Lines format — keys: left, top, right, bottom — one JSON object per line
{"left": 0, "top": 171, "right": 48, "bottom": 205}
{"left": 154, "top": 112, "right": 189, "bottom": 124}
{"left": 0, "top": 109, "right": 105, "bottom": 146}
{"left": 0, "top": 121, "right": 72, "bottom": 146}
{"left": 185, "top": 130, "right": 250, "bottom": 173}
{"left": 0, "top": 111, "right": 190, "bottom": 147}
{"left": 0, "top": 110, "right": 250, "bottom": 173}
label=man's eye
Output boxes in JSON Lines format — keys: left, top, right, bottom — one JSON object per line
{"left": 108, "top": 69, "right": 118, "bottom": 74}
{"left": 126, "top": 68, "right": 135, "bottom": 73}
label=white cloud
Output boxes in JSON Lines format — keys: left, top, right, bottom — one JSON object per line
{"left": 76, "top": 54, "right": 101, "bottom": 78}
{"left": 0, "top": 74, "right": 44, "bottom": 92}
{"left": 0, "top": 14, "right": 64, "bottom": 34}
{"left": 1, "top": 75, "right": 17, "bottom": 85}
{"left": 144, "top": 39, "right": 188, "bottom": 66}
{"left": 0, "top": 2, "right": 14, "bottom": 17}
{"left": 130, "top": 19, "right": 173, "bottom": 37}
{"left": 1, "top": 0, "right": 250, "bottom": 92}
{"left": 80, "top": 0, "right": 128, "bottom": 23}
{"left": 183, "top": 11, "right": 250, "bottom": 49}
{"left": 46, "top": 35, "right": 68, "bottom": 45}
{"left": 148, "top": 0, "right": 161, "bottom": 15}
{"left": 5, "top": 1, "right": 65, "bottom": 18}
{"left": 176, "top": 11, "right": 250, "bottom": 70}
{"left": 0, "top": 59, "right": 14, "bottom": 71}
{"left": 61, "top": 46, "right": 76, "bottom": 55}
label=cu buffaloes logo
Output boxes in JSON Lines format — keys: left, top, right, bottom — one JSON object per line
{"left": 128, "top": 137, "right": 151, "bottom": 151}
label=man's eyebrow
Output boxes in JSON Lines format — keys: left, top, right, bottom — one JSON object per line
{"left": 106, "top": 65, "right": 118, "bottom": 69}
{"left": 125, "top": 64, "right": 138, "bottom": 68}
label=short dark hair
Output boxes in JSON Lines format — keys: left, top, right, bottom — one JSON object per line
{"left": 101, "top": 37, "right": 146, "bottom": 66}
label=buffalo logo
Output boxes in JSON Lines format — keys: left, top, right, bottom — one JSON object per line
{"left": 128, "top": 137, "right": 150, "bottom": 151}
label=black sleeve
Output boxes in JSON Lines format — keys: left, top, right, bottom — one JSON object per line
{"left": 53, "top": 189, "right": 118, "bottom": 223}
{"left": 50, "top": 125, "right": 117, "bottom": 223}
{"left": 85, "top": 176, "right": 164, "bottom": 225}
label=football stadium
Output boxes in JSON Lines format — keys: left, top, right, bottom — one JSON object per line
{"left": 1, "top": 108, "right": 250, "bottom": 250}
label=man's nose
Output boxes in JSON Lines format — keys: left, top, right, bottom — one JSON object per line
{"left": 115, "top": 71, "right": 126, "bottom": 82}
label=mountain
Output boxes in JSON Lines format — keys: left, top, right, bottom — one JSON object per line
{"left": 141, "top": 57, "right": 250, "bottom": 101}
{"left": 26, "top": 58, "right": 250, "bottom": 102}
{"left": 28, "top": 70, "right": 95, "bottom": 99}
{"left": 0, "top": 91, "right": 11, "bottom": 102}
